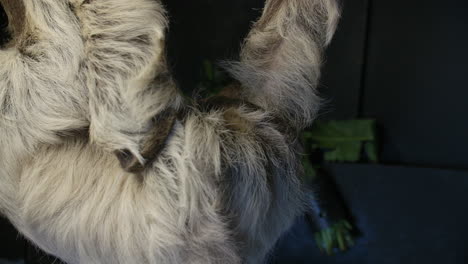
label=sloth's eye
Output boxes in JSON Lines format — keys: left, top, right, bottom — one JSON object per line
{"left": 0, "top": 2, "right": 11, "bottom": 48}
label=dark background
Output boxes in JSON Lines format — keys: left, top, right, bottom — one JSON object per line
{"left": 1, "top": 0, "right": 468, "bottom": 263}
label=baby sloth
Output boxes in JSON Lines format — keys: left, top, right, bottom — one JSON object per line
{"left": 0, "top": 0, "right": 340, "bottom": 263}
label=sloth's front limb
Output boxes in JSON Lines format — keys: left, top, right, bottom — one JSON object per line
{"left": 72, "top": 0, "right": 183, "bottom": 172}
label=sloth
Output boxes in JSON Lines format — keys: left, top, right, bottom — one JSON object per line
{"left": 0, "top": 0, "right": 340, "bottom": 263}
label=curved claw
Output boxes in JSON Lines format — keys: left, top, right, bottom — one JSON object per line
{"left": 116, "top": 109, "right": 177, "bottom": 174}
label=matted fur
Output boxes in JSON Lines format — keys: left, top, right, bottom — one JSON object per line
{"left": 0, "top": 0, "right": 340, "bottom": 263}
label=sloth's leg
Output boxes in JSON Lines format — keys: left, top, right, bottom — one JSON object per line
{"left": 218, "top": 0, "right": 341, "bottom": 262}
{"left": 226, "top": 0, "right": 341, "bottom": 131}
{"left": 72, "top": 0, "right": 183, "bottom": 173}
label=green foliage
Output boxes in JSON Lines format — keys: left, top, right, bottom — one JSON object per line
{"left": 196, "top": 60, "right": 231, "bottom": 97}
{"left": 301, "top": 155, "right": 317, "bottom": 181}
{"left": 364, "top": 141, "right": 379, "bottom": 163}
{"left": 314, "top": 220, "right": 355, "bottom": 255}
{"left": 303, "top": 119, "right": 378, "bottom": 163}
{"left": 302, "top": 119, "right": 378, "bottom": 255}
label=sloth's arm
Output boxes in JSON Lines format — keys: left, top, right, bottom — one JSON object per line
{"left": 226, "top": 0, "right": 341, "bottom": 130}
{"left": 208, "top": 1, "right": 341, "bottom": 260}
{"left": 73, "top": 0, "right": 183, "bottom": 172}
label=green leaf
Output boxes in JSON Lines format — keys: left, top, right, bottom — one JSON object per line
{"left": 313, "top": 220, "right": 356, "bottom": 255}
{"left": 324, "top": 228, "right": 333, "bottom": 254}
{"left": 337, "top": 230, "right": 345, "bottom": 251}
{"left": 301, "top": 155, "right": 317, "bottom": 182}
{"left": 203, "top": 60, "right": 214, "bottom": 81}
{"left": 364, "top": 141, "right": 379, "bottom": 163}
{"left": 198, "top": 60, "right": 233, "bottom": 96}
{"left": 315, "top": 232, "right": 324, "bottom": 252}
{"left": 307, "top": 119, "right": 377, "bottom": 163}
{"left": 323, "top": 141, "right": 362, "bottom": 162}
{"left": 309, "top": 120, "right": 376, "bottom": 142}
{"left": 301, "top": 131, "right": 314, "bottom": 140}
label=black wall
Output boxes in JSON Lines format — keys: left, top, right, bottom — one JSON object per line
{"left": 361, "top": 1, "right": 468, "bottom": 169}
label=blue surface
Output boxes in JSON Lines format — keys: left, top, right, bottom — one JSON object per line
{"left": 270, "top": 164, "right": 468, "bottom": 264}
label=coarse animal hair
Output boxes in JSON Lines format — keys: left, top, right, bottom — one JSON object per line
{"left": 0, "top": 0, "right": 340, "bottom": 263}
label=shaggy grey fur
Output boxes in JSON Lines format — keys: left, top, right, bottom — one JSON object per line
{"left": 0, "top": 0, "right": 340, "bottom": 263}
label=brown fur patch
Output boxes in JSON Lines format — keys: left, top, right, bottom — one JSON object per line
{"left": 202, "top": 95, "right": 297, "bottom": 141}
{"left": 217, "top": 83, "right": 244, "bottom": 99}
{"left": 116, "top": 109, "right": 177, "bottom": 174}
{"left": 222, "top": 108, "right": 252, "bottom": 133}
{"left": 17, "top": 32, "right": 39, "bottom": 58}
{"left": 0, "top": 0, "right": 26, "bottom": 43}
